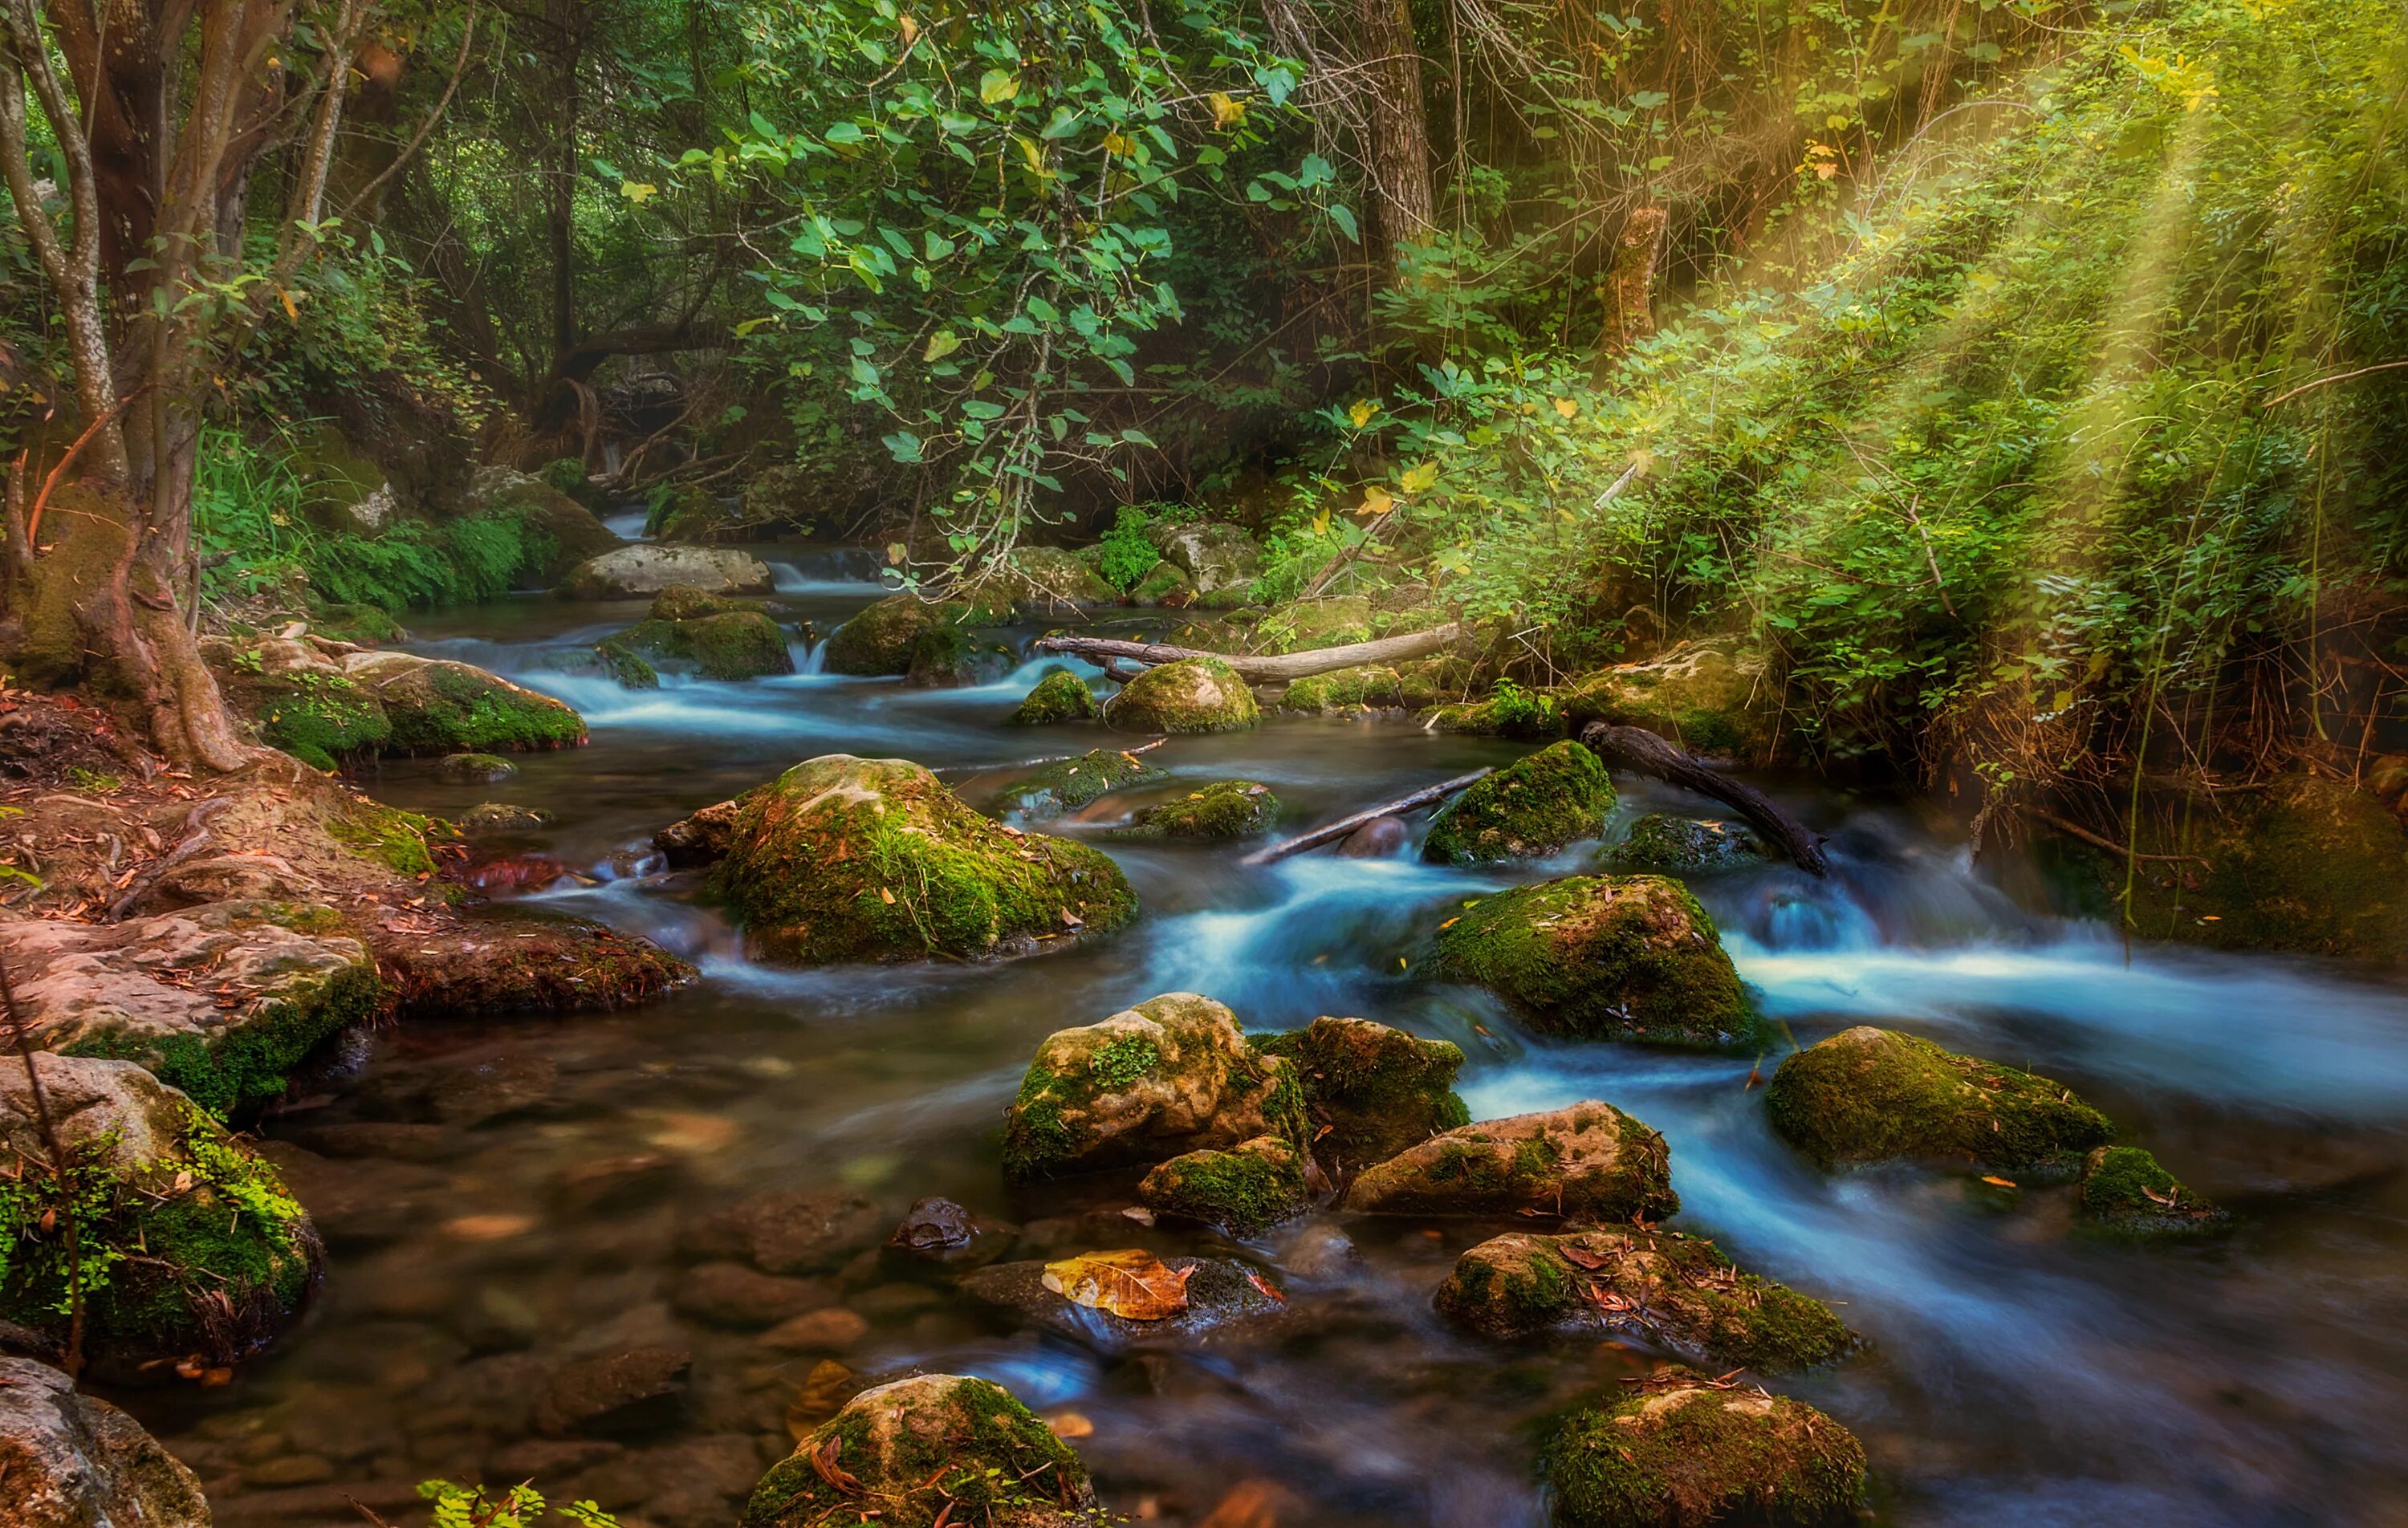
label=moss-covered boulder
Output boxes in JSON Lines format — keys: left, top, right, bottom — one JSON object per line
{"left": 1764, "top": 1026, "right": 2115, "bottom": 1175}
{"left": 1107, "top": 780, "right": 1281, "bottom": 840}
{"left": 743, "top": 1373, "right": 1102, "bottom": 1528}
{"left": 559, "top": 543, "right": 775, "bottom": 599}
{"left": 1, "top": 1055, "right": 322, "bottom": 1378}
{"left": 905, "top": 622, "right": 1016, "bottom": 688}
{"left": 1556, "top": 642, "right": 1775, "bottom": 761}
{"left": 1010, "top": 668, "right": 1098, "bottom": 725}
{"left": 822, "top": 592, "right": 1011, "bottom": 677}
{"left": 435, "top": 751, "right": 515, "bottom": 783}
{"left": 1105, "top": 657, "right": 1259, "bottom": 734}
{"left": 2, "top": 904, "right": 378, "bottom": 1117}
{"left": 597, "top": 592, "right": 795, "bottom": 682}
{"left": 1252, "top": 1016, "right": 1469, "bottom": 1170}
{"left": 1282, "top": 663, "right": 1406, "bottom": 713}
{"left": 1128, "top": 559, "right": 1194, "bottom": 607}
{"left": 1597, "top": 815, "right": 1768, "bottom": 876}
{"left": 344, "top": 652, "right": 586, "bottom": 753}
{"left": 1256, "top": 596, "right": 1372, "bottom": 653}
{"left": 993, "top": 747, "right": 1169, "bottom": 822}
{"left": 462, "top": 465, "right": 624, "bottom": 584}
{"left": 1002, "top": 993, "right": 1306, "bottom": 1181}
{"left": 1436, "top": 1228, "right": 1853, "bottom": 1371}
{"left": 711, "top": 755, "right": 1135, "bottom": 965}
{"left": 1430, "top": 876, "right": 1757, "bottom": 1048}
{"left": 2078, "top": 1146, "right": 2227, "bottom": 1235}
{"left": 1000, "top": 546, "right": 1121, "bottom": 608}
{"left": 1542, "top": 1371, "right": 1867, "bottom": 1528}
{"left": 254, "top": 673, "right": 392, "bottom": 771}
{"left": 1149, "top": 521, "right": 1261, "bottom": 596}
{"left": 1424, "top": 742, "right": 1615, "bottom": 865}
{"left": 1340, "top": 1102, "right": 1678, "bottom": 1223}
{"left": 1137, "top": 1134, "right": 1312, "bottom": 1233}
{"left": 1422, "top": 680, "right": 1565, "bottom": 740}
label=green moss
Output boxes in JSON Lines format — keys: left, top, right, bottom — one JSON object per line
{"left": 64, "top": 960, "right": 378, "bottom": 1119}
{"left": 648, "top": 583, "right": 747, "bottom": 620}
{"left": 1430, "top": 875, "right": 1759, "bottom": 1048}
{"left": 1282, "top": 664, "right": 1407, "bottom": 713}
{"left": 256, "top": 674, "right": 393, "bottom": 768}
{"left": 1597, "top": 814, "right": 1769, "bottom": 876}
{"left": 1106, "top": 656, "right": 1260, "bottom": 734}
{"left": 1129, "top": 559, "right": 1193, "bottom": 605}
{"left": 1254, "top": 1017, "right": 1471, "bottom": 1166}
{"left": 1543, "top": 1372, "right": 1867, "bottom": 1528}
{"left": 1009, "top": 668, "right": 1099, "bottom": 725}
{"left": 1764, "top": 1026, "right": 2115, "bottom": 1174}
{"left": 824, "top": 593, "right": 1011, "bottom": 676}
{"left": 744, "top": 1376, "right": 1089, "bottom": 1528}
{"left": 599, "top": 610, "right": 792, "bottom": 681}
{"left": 994, "top": 747, "right": 1170, "bottom": 819}
{"left": 1138, "top": 1137, "right": 1309, "bottom": 1233}
{"left": 1108, "top": 779, "right": 1282, "bottom": 840}
{"left": 381, "top": 663, "right": 587, "bottom": 754}
{"left": 1089, "top": 1034, "right": 1162, "bottom": 1091}
{"left": 1423, "top": 680, "right": 1565, "bottom": 739}
{"left": 329, "top": 799, "right": 441, "bottom": 875}
{"left": 905, "top": 622, "right": 1011, "bottom": 687}
{"left": 308, "top": 603, "right": 405, "bottom": 644}
{"left": 1001, "top": 1064, "right": 1078, "bottom": 1178}
{"left": 1256, "top": 596, "right": 1372, "bottom": 652}
{"left": 711, "top": 754, "right": 1137, "bottom": 965}
{"left": 2078, "top": 1145, "right": 2227, "bottom": 1235}
{"left": 600, "top": 646, "right": 659, "bottom": 688}
{"left": 1425, "top": 741, "right": 1616, "bottom": 865}
{"left": 1556, "top": 648, "right": 1771, "bottom": 762}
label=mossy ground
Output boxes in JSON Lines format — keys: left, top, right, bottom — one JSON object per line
{"left": 328, "top": 799, "right": 445, "bottom": 876}
{"left": 711, "top": 754, "right": 1136, "bottom": 964}
{"left": 994, "top": 748, "right": 1169, "bottom": 819}
{"left": 1543, "top": 1372, "right": 1867, "bottom": 1528}
{"left": 1430, "top": 875, "right": 1759, "bottom": 1047}
{"left": 1254, "top": 1017, "right": 1470, "bottom": 1168}
{"left": 1424, "top": 741, "right": 1616, "bottom": 865}
{"left": 1106, "top": 656, "right": 1259, "bottom": 734}
{"left": 1422, "top": 681, "right": 1564, "bottom": 740}
{"left": 1108, "top": 780, "right": 1281, "bottom": 840}
{"left": 1138, "top": 1136, "right": 1310, "bottom": 1233}
{"left": 255, "top": 673, "right": 392, "bottom": 771}
{"left": 1764, "top": 1026, "right": 2114, "bottom": 1174}
{"left": 1009, "top": 668, "right": 1099, "bottom": 725}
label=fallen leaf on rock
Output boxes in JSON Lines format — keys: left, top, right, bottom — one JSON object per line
{"left": 1041, "top": 1249, "right": 1193, "bottom": 1319}
{"left": 1243, "top": 1268, "right": 1285, "bottom": 1303}
{"left": 1047, "top": 1410, "right": 1095, "bottom": 1439}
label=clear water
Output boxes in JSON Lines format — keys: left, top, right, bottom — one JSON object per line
{"left": 116, "top": 548, "right": 2408, "bottom": 1528}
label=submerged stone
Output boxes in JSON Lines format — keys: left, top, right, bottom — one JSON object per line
{"left": 1106, "top": 780, "right": 1281, "bottom": 840}
{"left": 436, "top": 751, "right": 516, "bottom": 783}
{"left": 886, "top": 1197, "right": 1018, "bottom": 1268}
{"left": 1596, "top": 814, "right": 1769, "bottom": 876}
{"left": 1137, "top": 1134, "right": 1312, "bottom": 1233}
{"left": 1764, "top": 1026, "right": 2115, "bottom": 1174}
{"left": 1423, "top": 741, "right": 1616, "bottom": 865}
{"left": 2078, "top": 1145, "right": 2228, "bottom": 1235}
{"left": 1001, "top": 993, "right": 1306, "bottom": 1181}
{"left": 993, "top": 747, "right": 1169, "bottom": 821}
{"left": 1252, "top": 1015, "right": 1469, "bottom": 1171}
{"left": 1429, "top": 875, "right": 1757, "bottom": 1048}
{"left": 1340, "top": 1102, "right": 1678, "bottom": 1223}
{"left": 743, "top": 1373, "right": 1102, "bottom": 1528}
{"left": 1436, "top": 1227, "right": 1853, "bottom": 1372}
{"left": 1009, "top": 668, "right": 1098, "bottom": 725}
{"left": 1542, "top": 1370, "right": 1867, "bottom": 1528}
{"left": 710, "top": 754, "right": 1136, "bottom": 965}
{"left": 1104, "top": 657, "right": 1259, "bottom": 734}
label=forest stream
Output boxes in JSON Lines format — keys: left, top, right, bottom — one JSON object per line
{"left": 107, "top": 547, "right": 2408, "bottom": 1528}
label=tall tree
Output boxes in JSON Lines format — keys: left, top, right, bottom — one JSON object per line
{"left": 1356, "top": 0, "right": 1434, "bottom": 267}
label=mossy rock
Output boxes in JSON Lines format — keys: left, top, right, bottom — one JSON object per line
{"left": 1253, "top": 1015, "right": 1469, "bottom": 1170}
{"left": 823, "top": 593, "right": 1011, "bottom": 677}
{"left": 307, "top": 603, "right": 405, "bottom": 644}
{"left": 999, "top": 545, "right": 1120, "bottom": 608}
{"left": 993, "top": 747, "right": 1169, "bottom": 821}
{"left": 328, "top": 796, "right": 445, "bottom": 876}
{"left": 710, "top": 754, "right": 1135, "bottom": 965}
{"left": 1001, "top": 992, "right": 1307, "bottom": 1181}
{"left": 1129, "top": 559, "right": 1194, "bottom": 607}
{"left": 539, "top": 455, "right": 603, "bottom": 508}
{"left": 905, "top": 622, "right": 1016, "bottom": 688}
{"left": 1424, "top": 741, "right": 1616, "bottom": 865}
{"left": 461, "top": 801, "right": 554, "bottom": 837}
{"left": 254, "top": 673, "right": 392, "bottom": 770}
{"left": 1764, "top": 1026, "right": 2115, "bottom": 1175}
{"left": 1340, "top": 1101, "right": 1678, "bottom": 1223}
{"left": 1282, "top": 664, "right": 1406, "bottom": 713}
{"left": 1149, "top": 521, "right": 1261, "bottom": 595}
{"left": 2078, "top": 1145, "right": 2228, "bottom": 1235}
{"left": 0, "top": 1056, "right": 323, "bottom": 1379}
{"left": 462, "top": 465, "right": 624, "bottom": 583}
{"left": 743, "top": 1373, "right": 1101, "bottom": 1528}
{"left": 1010, "top": 669, "right": 1098, "bottom": 725}
{"left": 1137, "top": 1134, "right": 1311, "bottom": 1233}
{"left": 1556, "top": 644, "right": 1773, "bottom": 761}
{"left": 1430, "top": 876, "right": 1758, "bottom": 1048}
{"left": 1542, "top": 1370, "right": 1867, "bottom": 1528}
{"left": 1106, "top": 657, "right": 1259, "bottom": 734}
{"left": 1597, "top": 814, "right": 1769, "bottom": 876}
{"left": 434, "top": 752, "right": 515, "bottom": 783}
{"left": 1106, "top": 780, "right": 1281, "bottom": 841}
{"left": 346, "top": 652, "right": 586, "bottom": 753}
{"left": 1437, "top": 1228, "right": 1853, "bottom": 1372}
{"left": 599, "top": 610, "right": 794, "bottom": 682}
{"left": 1256, "top": 596, "right": 1371, "bottom": 653}
{"left": 647, "top": 583, "right": 749, "bottom": 621}
{"left": 1422, "top": 680, "right": 1566, "bottom": 739}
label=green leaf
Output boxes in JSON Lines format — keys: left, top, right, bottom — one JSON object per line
{"left": 883, "top": 431, "right": 925, "bottom": 462}
{"left": 979, "top": 70, "right": 1020, "bottom": 105}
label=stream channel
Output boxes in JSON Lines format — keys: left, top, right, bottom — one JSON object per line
{"left": 116, "top": 547, "right": 2408, "bottom": 1528}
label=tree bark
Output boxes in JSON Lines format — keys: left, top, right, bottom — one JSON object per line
{"left": 1242, "top": 768, "right": 1491, "bottom": 865}
{"left": 1580, "top": 723, "right": 1829, "bottom": 876}
{"left": 1356, "top": 0, "right": 1434, "bottom": 267}
{"left": 1031, "top": 623, "right": 1462, "bottom": 683}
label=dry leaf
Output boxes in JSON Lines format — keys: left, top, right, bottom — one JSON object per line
{"left": 1243, "top": 1268, "right": 1286, "bottom": 1304}
{"left": 1979, "top": 1175, "right": 2018, "bottom": 1188}
{"left": 878, "top": 886, "right": 897, "bottom": 904}
{"left": 1041, "top": 1249, "right": 1193, "bottom": 1320}
{"left": 1047, "top": 1411, "right": 1095, "bottom": 1439}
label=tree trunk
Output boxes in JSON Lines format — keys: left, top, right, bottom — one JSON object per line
{"left": 1356, "top": 0, "right": 1434, "bottom": 270}
{"left": 1599, "top": 204, "right": 1668, "bottom": 360}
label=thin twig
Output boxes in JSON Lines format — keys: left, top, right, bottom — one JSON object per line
{"left": 2261, "top": 359, "right": 2408, "bottom": 408}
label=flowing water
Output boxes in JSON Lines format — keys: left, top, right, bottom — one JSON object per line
{"left": 116, "top": 549, "right": 2408, "bottom": 1528}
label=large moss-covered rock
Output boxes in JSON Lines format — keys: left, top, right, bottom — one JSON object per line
{"left": 1557, "top": 641, "right": 1775, "bottom": 761}
{"left": 559, "top": 543, "right": 775, "bottom": 599}
{"left": 1010, "top": 668, "right": 1098, "bottom": 725}
{"left": 1149, "top": 521, "right": 1261, "bottom": 596}
{"left": 1436, "top": 1228, "right": 1853, "bottom": 1371}
{"left": 0, "top": 1056, "right": 322, "bottom": 1377}
{"left": 1430, "top": 876, "right": 1757, "bottom": 1048}
{"left": 1105, "top": 657, "right": 1259, "bottom": 734}
{"left": 1137, "top": 1134, "right": 1312, "bottom": 1233}
{"left": 905, "top": 621, "right": 1017, "bottom": 688}
{"left": 1424, "top": 741, "right": 1615, "bottom": 865}
{"left": 1597, "top": 814, "right": 1768, "bottom": 876}
{"left": 597, "top": 587, "right": 794, "bottom": 682}
{"left": 1252, "top": 1016, "right": 1469, "bottom": 1170}
{"left": 1542, "top": 1371, "right": 1867, "bottom": 1528}
{"left": 1002, "top": 993, "right": 1306, "bottom": 1181}
{"left": 1422, "top": 681, "right": 1565, "bottom": 740}
{"left": 1, "top": 905, "right": 378, "bottom": 1116}
{"left": 993, "top": 747, "right": 1169, "bottom": 822}
{"left": 1340, "top": 1102, "right": 1678, "bottom": 1223}
{"left": 1001, "top": 546, "right": 1120, "bottom": 608}
{"left": 2077, "top": 1145, "right": 2227, "bottom": 1235}
{"left": 1256, "top": 596, "right": 1371, "bottom": 653}
{"left": 1764, "top": 1026, "right": 2114, "bottom": 1174}
{"left": 1128, "top": 559, "right": 1194, "bottom": 607}
{"left": 711, "top": 755, "right": 1135, "bottom": 965}
{"left": 462, "top": 465, "right": 622, "bottom": 583}
{"left": 822, "top": 592, "right": 1011, "bottom": 677}
{"left": 744, "top": 1373, "right": 1102, "bottom": 1528}
{"left": 1280, "top": 663, "right": 1407, "bottom": 713}
{"left": 0, "top": 1355, "right": 210, "bottom": 1528}
{"left": 1106, "top": 780, "right": 1281, "bottom": 840}
{"left": 343, "top": 651, "right": 586, "bottom": 753}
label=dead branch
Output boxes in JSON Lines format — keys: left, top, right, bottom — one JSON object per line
{"left": 1035, "top": 623, "right": 1461, "bottom": 684}
{"left": 1241, "top": 768, "right": 1491, "bottom": 865}
{"left": 1580, "top": 723, "right": 1829, "bottom": 876}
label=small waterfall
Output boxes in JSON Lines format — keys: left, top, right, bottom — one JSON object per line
{"left": 794, "top": 637, "right": 828, "bottom": 674}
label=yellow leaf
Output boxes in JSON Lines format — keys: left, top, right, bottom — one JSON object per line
{"left": 898, "top": 14, "right": 918, "bottom": 46}
{"left": 1359, "top": 485, "right": 1394, "bottom": 516}
{"left": 924, "top": 331, "right": 964, "bottom": 364}
{"left": 734, "top": 316, "right": 775, "bottom": 336}
{"left": 1101, "top": 131, "right": 1133, "bottom": 156}
{"left": 1979, "top": 1176, "right": 2017, "bottom": 1188}
{"left": 1348, "top": 399, "right": 1379, "bottom": 429}
{"left": 1552, "top": 396, "right": 1577, "bottom": 419}
{"left": 278, "top": 286, "right": 299, "bottom": 320}
{"left": 1047, "top": 1412, "right": 1095, "bottom": 1439}
{"left": 878, "top": 886, "right": 896, "bottom": 904}
{"left": 980, "top": 70, "right": 1020, "bottom": 105}
{"left": 1400, "top": 461, "right": 1439, "bottom": 494}
{"left": 1041, "top": 1249, "right": 1194, "bottom": 1320}
{"left": 1309, "top": 510, "right": 1331, "bottom": 537}
{"left": 1206, "top": 91, "right": 1244, "bottom": 129}
{"left": 620, "top": 181, "right": 658, "bottom": 204}
{"left": 1015, "top": 135, "right": 1049, "bottom": 177}
{"left": 886, "top": 541, "right": 909, "bottom": 566}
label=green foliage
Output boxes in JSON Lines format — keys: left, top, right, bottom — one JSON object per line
{"left": 1095, "top": 506, "right": 1162, "bottom": 590}
{"left": 420, "top": 1481, "right": 620, "bottom": 1528}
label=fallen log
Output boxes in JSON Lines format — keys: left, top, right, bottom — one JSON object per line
{"left": 1242, "top": 768, "right": 1491, "bottom": 866}
{"left": 1580, "top": 723, "right": 1828, "bottom": 877}
{"left": 1034, "top": 623, "right": 1461, "bottom": 684}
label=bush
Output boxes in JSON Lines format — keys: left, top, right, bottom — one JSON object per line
{"left": 1094, "top": 506, "right": 1161, "bottom": 591}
